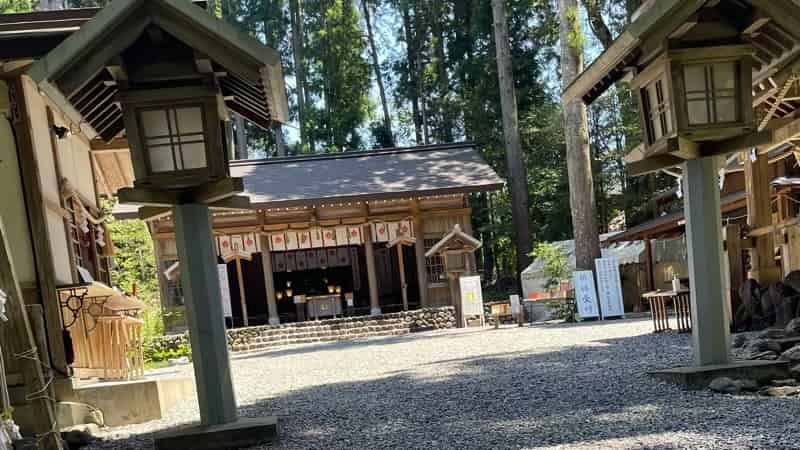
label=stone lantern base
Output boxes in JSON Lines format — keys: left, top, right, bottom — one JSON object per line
{"left": 154, "top": 416, "right": 278, "bottom": 450}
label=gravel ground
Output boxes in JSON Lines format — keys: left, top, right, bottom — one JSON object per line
{"left": 87, "top": 318, "right": 800, "bottom": 449}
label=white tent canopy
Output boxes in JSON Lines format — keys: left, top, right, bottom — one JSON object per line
{"left": 521, "top": 234, "right": 646, "bottom": 296}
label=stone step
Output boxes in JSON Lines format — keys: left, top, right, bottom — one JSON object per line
{"left": 233, "top": 328, "right": 412, "bottom": 353}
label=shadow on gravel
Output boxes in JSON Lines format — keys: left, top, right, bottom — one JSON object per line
{"left": 94, "top": 327, "right": 798, "bottom": 450}
{"left": 231, "top": 327, "right": 493, "bottom": 361}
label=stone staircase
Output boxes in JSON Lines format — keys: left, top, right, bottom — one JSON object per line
{"left": 227, "top": 307, "right": 457, "bottom": 353}
{"left": 147, "top": 306, "right": 457, "bottom": 357}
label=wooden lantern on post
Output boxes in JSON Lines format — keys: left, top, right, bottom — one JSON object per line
{"left": 631, "top": 44, "right": 755, "bottom": 153}
{"left": 120, "top": 86, "right": 228, "bottom": 190}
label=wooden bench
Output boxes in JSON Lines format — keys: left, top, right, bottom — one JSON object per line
{"left": 642, "top": 290, "right": 692, "bottom": 333}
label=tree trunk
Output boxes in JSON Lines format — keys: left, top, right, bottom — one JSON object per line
{"left": 559, "top": 0, "right": 601, "bottom": 271}
{"left": 290, "top": 0, "right": 312, "bottom": 152}
{"left": 581, "top": 0, "right": 612, "bottom": 49}
{"left": 273, "top": 122, "right": 286, "bottom": 157}
{"left": 412, "top": 1, "right": 430, "bottom": 144}
{"left": 362, "top": 0, "right": 394, "bottom": 146}
{"left": 431, "top": 0, "right": 453, "bottom": 143}
{"left": 400, "top": 0, "right": 423, "bottom": 144}
{"left": 491, "top": 0, "right": 532, "bottom": 279}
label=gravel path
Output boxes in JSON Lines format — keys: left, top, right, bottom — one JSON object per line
{"left": 88, "top": 318, "right": 800, "bottom": 449}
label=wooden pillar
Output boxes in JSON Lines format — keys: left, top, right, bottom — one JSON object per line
{"left": 644, "top": 236, "right": 655, "bottom": 291}
{"left": 744, "top": 150, "right": 781, "bottom": 284}
{"left": 234, "top": 255, "right": 248, "bottom": 327}
{"left": 9, "top": 78, "right": 68, "bottom": 376}
{"left": 172, "top": 204, "right": 237, "bottom": 426}
{"left": 396, "top": 243, "right": 408, "bottom": 311}
{"left": 724, "top": 224, "right": 743, "bottom": 327}
{"left": 684, "top": 158, "right": 730, "bottom": 366}
{"left": 364, "top": 224, "right": 381, "bottom": 315}
{"left": 259, "top": 235, "right": 280, "bottom": 325}
{"left": 413, "top": 216, "right": 429, "bottom": 307}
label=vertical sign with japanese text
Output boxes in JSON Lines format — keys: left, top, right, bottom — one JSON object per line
{"left": 573, "top": 270, "right": 600, "bottom": 320}
{"left": 595, "top": 257, "right": 625, "bottom": 319}
{"left": 217, "top": 264, "right": 232, "bottom": 318}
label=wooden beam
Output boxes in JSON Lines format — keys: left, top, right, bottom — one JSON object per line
{"left": 90, "top": 137, "right": 129, "bottom": 152}
{"left": 9, "top": 78, "right": 69, "bottom": 377}
{"left": 56, "top": 13, "right": 150, "bottom": 100}
{"left": 724, "top": 224, "right": 744, "bottom": 327}
{"left": 744, "top": 150, "right": 782, "bottom": 284}
{"left": 703, "top": 130, "right": 774, "bottom": 157}
{"left": 208, "top": 194, "right": 251, "bottom": 211}
{"left": 234, "top": 255, "right": 248, "bottom": 327}
{"left": 192, "top": 177, "right": 244, "bottom": 204}
{"left": 118, "top": 178, "right": 244, "bottom": 206}
{"left": 626, "top": 154, "right": 685, "bottom": 176}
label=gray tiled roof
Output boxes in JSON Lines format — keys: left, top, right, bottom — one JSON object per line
{"left": 229, "top": 143, "right": 504, "bottom": 208}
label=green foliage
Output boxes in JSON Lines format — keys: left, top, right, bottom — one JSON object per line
{"left": 566, "top": 6, "right": 585, "bottom": 51}
{"left": 102, "top": 199, "right": 164, "bottom": 338}
{"left": 143, "top": 337, "right": 191, "bottom": 364}
{"left": 304, "top": 0, "right": 371, "bottom": 150}
{"left": 531, "top": 242, "right": 569, "bottom": 290}
{"left": 0, "top": 0, "right": 32, "bottom": 12}
{"left": 549, "top": 298, "right": 576, "bottom": 322}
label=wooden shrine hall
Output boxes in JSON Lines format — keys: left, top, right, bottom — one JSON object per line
{"left": 110, "top": 143, "right": 503, "bottom": 329}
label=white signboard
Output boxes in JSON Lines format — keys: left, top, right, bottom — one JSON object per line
{"left": 459, "top": 275, "right": 484, "bottom": 318}
{"left": 595, "top": 257, "right": 625, "bottom": 319}
{"left": 217, "top": 264, "right": 232, "bottom": 318}
{"left": 509, "top": 294, "right": 520, "bottom": 316}
{"left": 573, "top": 270, "right": 600, "bottom": 320}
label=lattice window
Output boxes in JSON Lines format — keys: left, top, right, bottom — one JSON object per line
{"left": 424, "top": 238, "right": 446, "bottom": 284}
{"left": 641, "top": 76, "right": 673, "bottom": 144}
{"left": 682, "top": 62, "right": 739, "bottom": 125}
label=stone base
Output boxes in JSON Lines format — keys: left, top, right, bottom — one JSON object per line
{"left": 71, "top": 376, "right": 195, "bottom": 427}
{"left": 650, "top": 360, "right": 791, "bottom": 389}
{"left": 154, "top": 417, "right": 278, "bottom": 450}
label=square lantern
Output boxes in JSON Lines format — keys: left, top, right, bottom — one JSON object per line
{"left": 119, "top": 86, "right": 228, "bottom": 190}
{"left": 631, "top": 45, "right": 754, "bottom": 151}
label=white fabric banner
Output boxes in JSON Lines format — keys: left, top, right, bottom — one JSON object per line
{"left": 347, "top": 226, "right": 362, "bottom": 245}
{"left": 310, "top": 228, "right": 324, "bottom": 248}
{"left": 284, "top": 231, "right": 298, "bottom": 250}
{"left": 573, "top": 270, "right": 600, "bottom": 320}
{"left": 322, "top": 228, "right": 337, "bottom": 247}
{"left": 298, "top": 230, "right": 311, "bottom": 249}
{"left": 270, "top": 232, "right": 286, "bottom": 251}
{"left": 335, "top": 226, "right": 349, "bottom": 246}
{"left": 595, "top": 257, "right": 625, "bottom": 319}
{"left": 373, "top": 222, "right": 389, "bottom": 242}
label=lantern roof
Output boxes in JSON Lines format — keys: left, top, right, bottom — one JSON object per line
{"left": 562, "top": 0, "right": 800, "bottom": 129}
{"left": 425, "top": 224, "right": 482, "bottom": 258}
{"left": 27, "top": 0, "right": 288, "bottom": 143}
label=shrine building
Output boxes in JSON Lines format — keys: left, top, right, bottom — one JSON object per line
{"left": 109, "top": 142, "right": 503, "bottom": 329}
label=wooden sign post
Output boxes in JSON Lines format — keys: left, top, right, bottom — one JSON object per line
{"left": 388, "top": 235, "right": 415, "bottom": 312}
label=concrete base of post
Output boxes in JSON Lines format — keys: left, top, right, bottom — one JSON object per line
{"left": 370, "top": 307, "right": 382, "bottom": 316}
{"left": 268, "top": 317, "right": 280, "bottom": 326}
{"left": 154, "top": 416, "right": 279, "bottom": 450}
